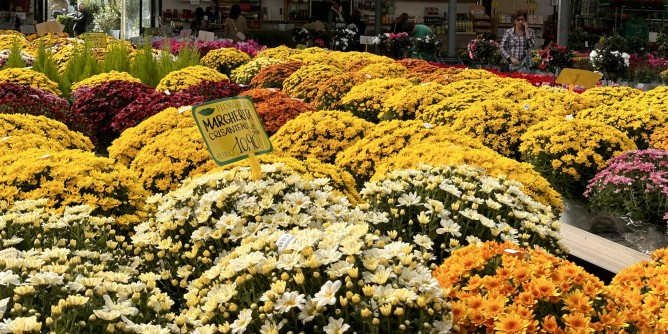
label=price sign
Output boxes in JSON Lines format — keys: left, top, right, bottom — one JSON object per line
{"left": 192, "top": 96, "right": 273, "bottom": 167}
{"left": 83, "top": 32, "right": 107, "bottom": 48}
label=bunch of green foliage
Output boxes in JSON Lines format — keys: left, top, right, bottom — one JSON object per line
{"left": 31, "top": 43, "right": 60, "bottom": 86}
{"left": 60, "top": 41, "right": 101, "bottom": 97}
{"left": 56, "top": 15, "right": 74, "bottom": 36}
{"left": 129, "top": 39, "right": 158, "bottom": 87}
{"left": 101, "top": 42, "right": 131, "bottom": 73}
{"left": 4, "top": 39, "right": 26, "bottom": 69}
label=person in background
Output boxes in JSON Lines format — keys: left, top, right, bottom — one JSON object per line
{"left": 224, "top": 4, "right": 248, "bottom": 41}
{"left": 403, "top": 21, "right": 433, "bottom": 58}
{"left": 499, "top": 9, "right": 536, "bottom": 73}
{"left": 349, "top": 9, "right": 366, "bottom": 35}
{"left": 211, "top": 0, "right": 222, "bottom": 22}
{"left": 191, "top": 7, "right": 207, "bottom": 34}
{"left": 328, "top": 0, "right": 346, "bottom": 29}
{"left": 390, "top": 12, "right": 408, "bottom": 34}
{"left": 72, "top": 2, "right": 88, "bottom": 37}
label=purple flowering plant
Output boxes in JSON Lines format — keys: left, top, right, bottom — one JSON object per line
{"left": 584, "top": 149, "right": 668, "bottom": 230}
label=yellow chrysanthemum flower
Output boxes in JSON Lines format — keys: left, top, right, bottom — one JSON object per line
{"left": 271, "top": 110, "right": 372, "bottom": 164}
{"left": 156, "top": 65, "right": 228, "bottom": 92}
{"left": 335, "top": 120, "right": 486, "bottom": 184}
{"left": 0, "top": 67, "right": 61, "bottom": 96}
{"left": 0, "top": 113, "right": 93, "bottom": 151}
{"left": 71, "top": 71, "right": 141, "bottom": 92}
{"left": 577, "top": 101, "right": 666, "bottom": 149}
{"left": 282, "top": 64, "right": 343, "bottom": 102}
{"left": 519, "top": 118, "right": 637, "bottom": 199}
{"left": 450, "top": 100, "right": 543, "bottom": 159}
{"left": 108, "top": 106, "right": 196, "bottom": 166}
{"left": 341, "top": 77, "right": 414, "bottom": 122}
{"left": 200, "top": 47, "right": 252, "bottom": 76}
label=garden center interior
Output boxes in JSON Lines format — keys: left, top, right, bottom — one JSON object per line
{"left": 0, "top": 0, "right": 576, "bottom": 46}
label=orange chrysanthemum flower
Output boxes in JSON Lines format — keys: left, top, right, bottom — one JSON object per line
{"left": 494, "top": 312, "right": 530, "bottom": 334}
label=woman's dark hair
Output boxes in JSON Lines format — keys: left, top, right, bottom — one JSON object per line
{"left": 513, "top": 10, "right": 527, "bottom": 20}
{"left": 230, "top": 4, "right": 241, "bottom": 19}
{"left": 195, "top": 7, "right": 205, "bottom": 19}
{"left": 397, "top": 12, "right": 408, "bottom": 23}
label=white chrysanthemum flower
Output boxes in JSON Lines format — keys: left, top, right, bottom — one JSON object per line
{"left": 2, "top": 236, "right": 23, "bottom": 247}
{"left": 436, "top": 218, "right": 462, "bottom": 237}
{"left": 93, "top": 294, "right": 139, "bottom": 321}
{"left": 323, "top": 317, "right": 350, "bottom": 334}
{"left": 259, "top": 319, "right": 283, "bottom": 334}
{"left": 313, "top": 280, "right": 341, "bottom": 307}
{"left": 439, "top": 183, "right": 462, "bottom": 197}
{"left": 315, "top": 247, "right": 342, "bottom": 265}
{"left": 191, "top": 226, "right": 213, "bottom": 242}
{"left": 413, "top": 234, "right": 433, "bottom": 250}
{"left": 0, "top": 316, "right": 42, "bottom": 333}
{"left": 0, "top": 298, "right": 8, "bottom": 319}
{"left": 326, "top": 261, "right": 354, "bottom": 277}
{"left": 274, "top": 291, "right": 306, "bottom": 313}
{"left": 297, "top": 298, "right": 318, "bottom": 324}
{"left": 397, "top": 192, "right": 421, "bottom": 206}
{"left": 230, "top": 308, "right": 253, "bottom": 334}
{"left": 363, "top": 265, "right": 394, "bottom": 284}
{"left": 0, "top": 271, "right": 20, "bottom": 286}
{"left": 192, "top": 324, "right": 218, "bottom": 334}
{"left": 26, "top": 271, "right": 64, "bottom": 285}
{"left": 339, "top": 238, "right": 364, "bottom": 255}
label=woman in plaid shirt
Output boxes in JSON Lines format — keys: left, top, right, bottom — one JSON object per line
{"left": 499, "top": 10, "right": 536, "bottom": 73}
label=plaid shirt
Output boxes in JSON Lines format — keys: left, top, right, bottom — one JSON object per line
{"left": 499, "top": 28, "right": 536, "bottom": 61}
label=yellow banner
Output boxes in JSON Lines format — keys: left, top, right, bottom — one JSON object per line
{"left": 192, "top": 96, "right": 273, "bottom": 166}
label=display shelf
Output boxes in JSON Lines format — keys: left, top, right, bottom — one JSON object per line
{"left": 285, "top": 0, "right": 310, "bottom": 22}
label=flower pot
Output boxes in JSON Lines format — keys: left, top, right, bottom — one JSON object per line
{"left": 614, "top": 216, "right": 668, "bottom": 254}
{"left": 637, "top": 82, "right": 657, "bottom": 91}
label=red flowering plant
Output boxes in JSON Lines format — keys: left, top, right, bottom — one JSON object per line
{"left": 152, "top": 38, "right": 267, "bottom": 57}
{"left": 249, "top": 61, "right": 304, "bottom": 89}
{"left": 70, "top": 80, "right": 156, "bottom": 149}
{"left": 0, "top": 82, "right": 92, "bottom": 135}
{"left": 467, "top": 38, "right": 499, "bottom": 65}
{"left": 0, "top": 82, "right": 67, "bottom": 122}
{"left": 254, "top": 97, "right": 315, "bottom": 135}
{"left": 538, "top": 42, "right": 575, "bottom": 72}
{"left": 179, "top": 79, "right": 246, "bottom": 103}
{"left": 111, "top": 91, "right": 204, "bottom": 133}
{"left": 374, "top": 32, "right": 412, "bottom": 54}
{"left": 585, "top": 149, "right": 668, "bottom": 232}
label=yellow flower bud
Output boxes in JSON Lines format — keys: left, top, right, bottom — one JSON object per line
{"left": 363, "top": 285, "right": 375, "bottom": 297}
{"left": 380, "top": 304, "right": 392, "bottom": 317}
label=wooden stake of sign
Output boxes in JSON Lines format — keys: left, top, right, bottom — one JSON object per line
{"left": 555, "top": 68, "right": 602, "bottom": 92}
{"left": 248, "top": 152, "right": 262, "bottom": 181}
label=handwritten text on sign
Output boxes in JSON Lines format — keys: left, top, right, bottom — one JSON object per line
{"left": 83, "top": 32, "right": 108, "bottom": 48}
{"left": 192, "top": 96, "right": 272, "bottom": 166}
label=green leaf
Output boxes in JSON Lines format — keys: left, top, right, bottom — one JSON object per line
{"left": 198, "top": 108, "right": 215, "bottom": 116}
